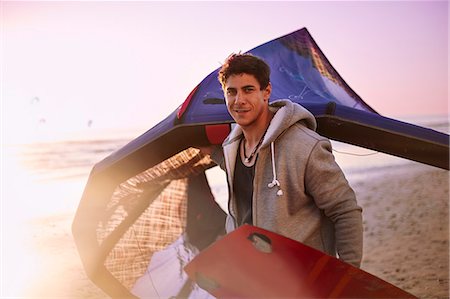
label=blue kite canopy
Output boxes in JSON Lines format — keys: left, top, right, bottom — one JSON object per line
{"left": 177, "top": 28, "right": 375, "bottom": 125}
{"left": 73, "top": 27, "right": 449, "bottom": 299}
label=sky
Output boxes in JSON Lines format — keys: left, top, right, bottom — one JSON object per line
{"left": 1, "top": 1, "right": 448, "bottom": 143}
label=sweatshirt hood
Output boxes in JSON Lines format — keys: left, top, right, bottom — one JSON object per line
{"left": 263, "top": 99, "right": 316, "bottom": 147}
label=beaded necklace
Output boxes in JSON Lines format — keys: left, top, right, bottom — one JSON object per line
{"left": 243, "top": 133, "right": 266, "bottom": 163}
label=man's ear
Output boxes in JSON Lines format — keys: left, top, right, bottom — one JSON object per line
{"left": 264, "top": 83, "right": 272, "bottom": 101}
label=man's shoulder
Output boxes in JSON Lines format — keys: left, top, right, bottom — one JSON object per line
{"left": 286, "top": 121, "right": 328, "bottom": 142}
{"left": 274, "top": 122, "right": 329, "bottom": 154}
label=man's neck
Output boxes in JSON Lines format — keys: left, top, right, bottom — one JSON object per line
{"left": 242, "top": 110, "right": 274, "bottom": 148}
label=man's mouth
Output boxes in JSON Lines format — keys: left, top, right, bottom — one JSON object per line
{"left": 234, "top": 108, "right": 250, "bottom": 113}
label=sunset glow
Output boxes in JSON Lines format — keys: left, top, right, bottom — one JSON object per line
{"left": 2, "top": 1, "right": 448, "bottom": 145}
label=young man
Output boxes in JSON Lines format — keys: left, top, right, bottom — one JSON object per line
{"left": 210, "top": 53, "right": 363, "bottom": 267}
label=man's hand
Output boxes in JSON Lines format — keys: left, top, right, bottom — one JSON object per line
{"left": 197, "top": 146, "right": 215, "bottom": 156}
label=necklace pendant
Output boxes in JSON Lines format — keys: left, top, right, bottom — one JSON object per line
{"left": 245, "top": 157, "right": 251, "bottom": 163}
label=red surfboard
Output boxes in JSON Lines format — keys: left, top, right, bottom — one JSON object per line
{"left": 184, "top": 225, "right": 417, "bottom": 298}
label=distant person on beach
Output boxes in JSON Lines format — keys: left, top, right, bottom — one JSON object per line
{"left": 202, "top": 53, "right": 363, "bottom": 267}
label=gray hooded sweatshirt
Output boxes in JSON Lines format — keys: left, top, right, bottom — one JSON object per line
{"left": 212, "top": 99, "right": 363, "bottom": 267}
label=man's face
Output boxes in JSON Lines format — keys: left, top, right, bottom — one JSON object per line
{"left": 224, "top": 73, "right": 271, "bottom": 129}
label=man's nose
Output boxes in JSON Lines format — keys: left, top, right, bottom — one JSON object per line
{"left": 235, "top": 90, "right": 245, "bottom": 104}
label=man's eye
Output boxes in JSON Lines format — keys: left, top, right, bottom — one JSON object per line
{"left": 244, "top": 87, "right": 255, "bottom": 93}
{"left": 227, "top": 90, "right": 237, "bottom": 96}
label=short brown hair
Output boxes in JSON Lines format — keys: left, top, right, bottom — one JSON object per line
{"left": 218, "top": 53, "right": 271, "bottom": 90}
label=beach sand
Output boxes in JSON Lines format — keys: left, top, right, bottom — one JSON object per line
{"left": 356, "top": 163, "right": 449, "bottom": 299}
{"left": 13, "top": 161, "right": 449, "bottom": 298}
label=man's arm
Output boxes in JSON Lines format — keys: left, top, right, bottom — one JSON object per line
{"left": 305, "top": 139, "right": 363, "bottom": 267}
{"left": 199, "top": 145, "right": 225, "bottom": 170}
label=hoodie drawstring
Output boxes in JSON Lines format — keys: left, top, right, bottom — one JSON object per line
{"left": 267, "top": 142, "right": 283, "bottom": 196}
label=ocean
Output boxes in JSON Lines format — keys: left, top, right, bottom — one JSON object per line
{"left": 3, "top": 115, "right": 448, "bottom": 217}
